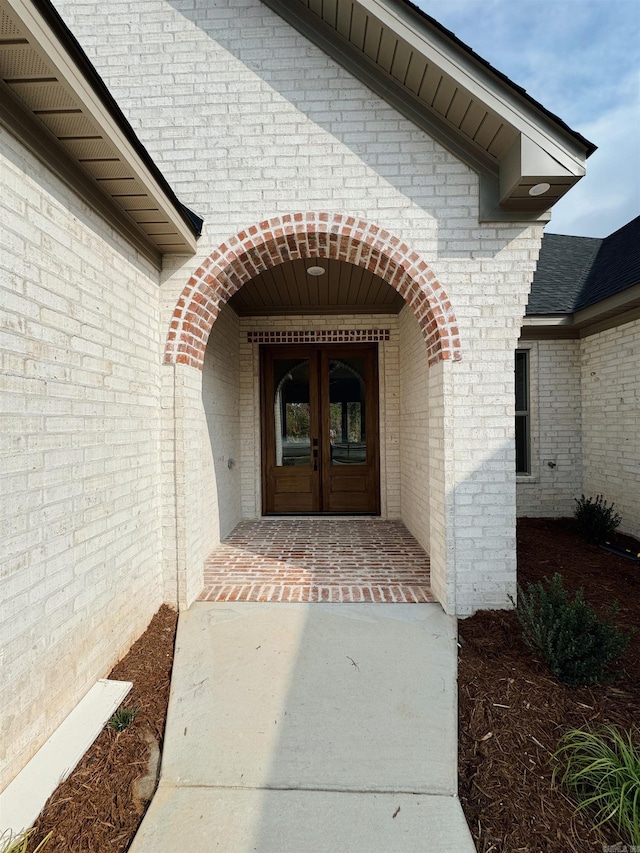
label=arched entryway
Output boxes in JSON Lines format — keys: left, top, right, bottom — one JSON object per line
{"left": 164, "top": 212, "right": 461, "bottom": 369}
{"left": 164, "top": 213, "right": 460, "bottom": 612}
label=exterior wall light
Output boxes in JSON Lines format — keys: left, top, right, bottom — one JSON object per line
{"left": 529, "top": 182, "right": 551, "bottom": 197}
{"left": 306, "top": 265, "right": 325, "bottom": 276}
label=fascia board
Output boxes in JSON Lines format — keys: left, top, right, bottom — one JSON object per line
{"left": 522, "top": 315, "right": 574, "bottom": 326}
{"left": 522, "top": 285, "right": 640, "bottom": 337}
{"left": 573, "top": 282, "right": 640, "bottom": 325}
{"left": 9, "top": 0, "right": 197, "bottom": 253}
{"left": 577, "top": 305, "right": 640, "bottom": 337}
{"left": 364, "top": 0, "right": 589, "bottom": 169}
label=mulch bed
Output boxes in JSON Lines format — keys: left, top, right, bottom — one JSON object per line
{"left": 25, "top": 605, "right": 178, "bottom": 853}
{"left": 22, "top": 519, "right": 639, "bottom": 852}
{"left": 459, "top": 517, "right": 640, "bottom": 852}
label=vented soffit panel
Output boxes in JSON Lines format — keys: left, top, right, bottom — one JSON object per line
{"left": 262, "top": 0, "right": 595, "bottom": 222}
{"left": 0, "top": 0, "right": 201, "bottom": 267}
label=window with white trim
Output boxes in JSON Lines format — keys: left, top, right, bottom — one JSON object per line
{"left": 515, "top": 349, "right": 530, "bottom": 475}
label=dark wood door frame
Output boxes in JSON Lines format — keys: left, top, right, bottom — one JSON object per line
{"left": 260, "top": 343, "right": 380, "bottom": 515}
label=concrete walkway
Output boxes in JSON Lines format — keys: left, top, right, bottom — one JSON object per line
{"left": 129, "top": 602, "right": 474, "bottom": 852}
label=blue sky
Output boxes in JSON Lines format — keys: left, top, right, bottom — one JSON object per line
{"left": 417, "top": 0, "right": 640, "bottom": 237}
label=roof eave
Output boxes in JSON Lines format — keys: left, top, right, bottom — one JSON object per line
{"left": 522, "top": 283, "right": 640, "bottom": 338}
{"left": 262, "top": 0, "right": 592, "bottom": 221}
{"left": 1, "top": 0, "right": 201, "bottom": 264}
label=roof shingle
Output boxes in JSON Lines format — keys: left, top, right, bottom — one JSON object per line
{"left": 527, "top": 216, "right": 640, "bottom": 315}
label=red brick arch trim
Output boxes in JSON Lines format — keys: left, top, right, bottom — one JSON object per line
{"left": 165, "top": 213, "right": 461, "bottom": 369}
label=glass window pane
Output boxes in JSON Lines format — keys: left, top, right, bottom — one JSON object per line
{"left": 515, "top": 414, "right": 529, "bottom": 475}
{"left": 515, "top": 350, "right": 528, "bottom": 413}
{"left": 329, "top": 358, "right": 366, "bottom": 465}
{"left": 273, "top": 359, "right": 310, "bottom": 466}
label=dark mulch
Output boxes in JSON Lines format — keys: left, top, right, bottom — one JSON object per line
{"left": 26, "top": 605, "right": 177, "bottom": 853}
{"left": 22, "top": 520, "right": 639, "bottom": 852}
{"left": 459, "top": 517, "right": 640, "bottom": 853}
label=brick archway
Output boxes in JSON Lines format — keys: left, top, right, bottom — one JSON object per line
{"left": 165, "top": 212, "right": 461, "bottom": 369}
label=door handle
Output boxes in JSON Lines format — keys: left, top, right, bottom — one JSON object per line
{"left": 313, "top": 447, "right": 319, "bottom": 471}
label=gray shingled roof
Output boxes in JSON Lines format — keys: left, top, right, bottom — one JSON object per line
{"left": 527, "top": 216, "right": 640, "bottom": 315}
{"left": 574, "top": 216, "right": 640, "bottom": 310}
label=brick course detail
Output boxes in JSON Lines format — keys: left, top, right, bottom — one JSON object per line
{"left": 247, "top": 329, "right": 391, "bottom": 344}
{"left": 199, "top": 519, "right": 434, "bottom": 603}
{"left": 165, "top": 213, "right": 461, "bottom": 370}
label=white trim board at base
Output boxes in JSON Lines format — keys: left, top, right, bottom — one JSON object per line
{"left": 0, "top": 679, "right": 132, "bottom": 836}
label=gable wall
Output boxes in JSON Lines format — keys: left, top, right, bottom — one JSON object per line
{"left": 0, "top": 126, "right": 165, "bottom": 790}
{"left": 52, "top": 0, "right": 543, "bottom": 616}
{"left": 580, "top": 318, "right": 640, "bottom": 540}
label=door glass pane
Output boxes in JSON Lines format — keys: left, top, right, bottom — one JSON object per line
{"left": 328, "top": 358, "right": 366, "bottom": 465}
{"left": 273, "top": 359, "right": 311, "bottom": 466}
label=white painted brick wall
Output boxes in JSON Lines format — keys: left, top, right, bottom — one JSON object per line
{"left": 52, "top": 0, "right": 545, "bottom": 616}
{"left": 399, "top": 304, "right": 430, "bottom": 548}
{"left": 581, "top": 319, "right": 640, "bottom": 540}
{"left": 202, "top": 306, "right": 242, "bottom": 539}
{"left": 0, "top": 127, "right": 164, "bottom": 790}
{"left": 516, "top": 340, "right": 583, "bottom": 517}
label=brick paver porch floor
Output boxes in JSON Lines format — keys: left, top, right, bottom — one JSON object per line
{"left": 199, "top": 519, "right": 434, "bottom": 603}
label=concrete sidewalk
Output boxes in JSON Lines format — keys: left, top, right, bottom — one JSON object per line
{"left": 129, "top": 602, "right": 475, "bottom": 852}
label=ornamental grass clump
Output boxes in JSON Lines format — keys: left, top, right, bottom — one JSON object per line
{"left": 0, "top": 829, "right": 51, "bottom": 853}
{"left": 107, "top": 706, "right": 139, "bottom": 733}
{"left": 574, "top": 494, "right": 621, "bottom": 543}
{"left": 553, "top": 726, "right": 640, "bottom": 846}
{"left": 514, "top": 573, "right": 632, "bottom": 685}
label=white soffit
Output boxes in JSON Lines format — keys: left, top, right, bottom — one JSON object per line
{"left": 0, "top": 0, "right": 199, "bottom": 266}
{"left": 262, "top": 0, "right": 594, "bottom": 221}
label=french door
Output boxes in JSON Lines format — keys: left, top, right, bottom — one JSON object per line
{"left": 261, "top": 344, "right": 380, "bottom": 514}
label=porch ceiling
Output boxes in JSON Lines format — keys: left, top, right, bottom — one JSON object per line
{"left": 228, "top": 258, "right": 406, "bottom": 316}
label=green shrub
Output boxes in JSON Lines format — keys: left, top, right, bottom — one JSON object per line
{"left": 574, "top": 494, "right": 621, "bottom": 543}
{"left": 514, "top": 573, "right": 632, "bottom": 685}
{"left": 107, "top": 706, "right": 139, "bottom": 732}
{"left": 553, "top": 726, "right": 640, "bottom": 846}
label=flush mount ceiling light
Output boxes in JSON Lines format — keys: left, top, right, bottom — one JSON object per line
{"left": 306, "top": 265, "right": 326, "bottom": 276}
{"left": 528, "top": 182, "right": 551, "bottom": 197}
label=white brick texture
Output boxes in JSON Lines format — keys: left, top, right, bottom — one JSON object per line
{"left": 399, "top": 305, "right": 430, "bottom": 548}
{"left": 581, "top": 319, "right": 640, "bottom": 540}
{"left": 0, "top": 127, "right": 164, "bottom": 790}
{"left": 516, "top": 340, "right": 583, "bottom": 517}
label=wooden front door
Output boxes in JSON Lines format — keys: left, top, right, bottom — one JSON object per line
{"left": 261, "top": 344, "right": 380, "bottom": 514}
